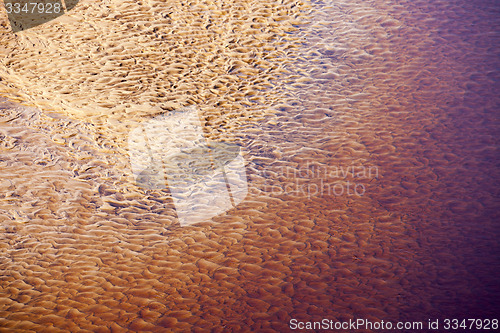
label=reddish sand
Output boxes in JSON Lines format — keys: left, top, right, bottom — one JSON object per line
{"left": 0, "top": 0, "right": 499, "bottom": 331}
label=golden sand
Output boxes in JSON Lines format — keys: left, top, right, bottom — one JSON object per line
{"left": 1, "top": 0, "right": 499, "bottom": 331}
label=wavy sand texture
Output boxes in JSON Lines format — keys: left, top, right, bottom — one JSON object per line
{"left": 1, "top": 0, "right": 499, "bottom": 331}
{"left": 0, "top": 0, "right": 306, "bottom": 129}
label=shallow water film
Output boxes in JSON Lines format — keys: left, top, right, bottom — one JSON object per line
{"left": 0, "top": 0, "right": 499, "bottom": 332}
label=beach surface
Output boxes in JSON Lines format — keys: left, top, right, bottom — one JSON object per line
{"left": 1, "top": 0, "right": 499, "bottom": 331}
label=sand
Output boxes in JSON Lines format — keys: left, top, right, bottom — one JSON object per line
{"left": 1, "top": 0, "right": 499, "bottom": 331}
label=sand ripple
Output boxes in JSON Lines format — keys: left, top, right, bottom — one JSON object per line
{"left": 1, "top": 0, "right": 499, "bottom": 331}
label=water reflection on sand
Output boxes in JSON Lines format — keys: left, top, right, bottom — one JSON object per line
{"left": 0, "top": 0, "right": 499, "bottom": 331}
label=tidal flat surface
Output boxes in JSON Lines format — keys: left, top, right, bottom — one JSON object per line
{"left": 0, "top": 0, "right": 499, "bottom": 331}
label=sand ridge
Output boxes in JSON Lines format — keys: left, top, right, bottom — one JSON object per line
{"left": 0, "top": 0, "right": 308, "bottom": 125}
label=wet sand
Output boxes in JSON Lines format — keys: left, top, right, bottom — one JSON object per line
{"left": 1, "top": 0, "right": 499, "bottom": 331}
